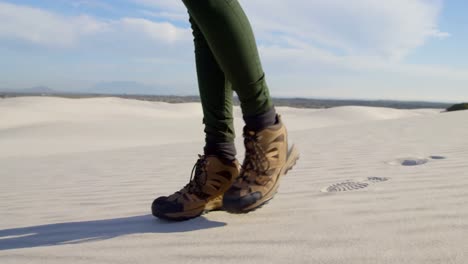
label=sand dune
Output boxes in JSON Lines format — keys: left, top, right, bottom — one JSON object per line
{"left": 0, "top": 97, "right": 440, "bottom": 157}
{"left": 0, "top": 97, "right": 466, "bottom": 263}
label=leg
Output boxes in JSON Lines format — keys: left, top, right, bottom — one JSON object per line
{"left": 190, "top": 16, "right": 236, "bottom": 160}
{"left": 151, "top": 15, "right": 242, "bottom": 221}
{"left": 182, "top": 0, "right": 299, "bottom": 213}
{"left": 182, "top": 0, "right": 276, "bottom": 130}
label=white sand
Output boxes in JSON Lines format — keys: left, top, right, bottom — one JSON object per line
{"left": 0, "top": 96, "right": 466, "bottom": 263}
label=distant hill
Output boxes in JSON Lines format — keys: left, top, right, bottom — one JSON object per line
{"left": 269, "top": 97, "right": 451, "bottom": 110}
{"left": 22, "top": 86, "right": 58, "bottom": 94}
{"left": 89, "top": 81, "right": 170, "bottom": 95}
{"left": 0, "top": 85, "right": 453, "bottom": 110}
{"left": 446, "top": 103, "right": 468, "bottom": 112}
{"left": 0, "top": 86, "right": 58, "bottom": 94}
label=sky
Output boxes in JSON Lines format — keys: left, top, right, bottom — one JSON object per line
{"left": 0, "top": 0, "right": 467, "bottom": 102}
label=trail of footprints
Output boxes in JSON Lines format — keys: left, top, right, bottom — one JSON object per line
{"left": 322, "top": 155, "right": 446, "bottom": 193}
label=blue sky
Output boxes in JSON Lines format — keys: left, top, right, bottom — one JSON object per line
{"left": 0, "top": 0, "right": 467, "bottom": 102}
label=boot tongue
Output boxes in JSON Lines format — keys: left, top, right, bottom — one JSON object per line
{"left": 194, "top": 159, "right": 207, "bottom": 187}
{"left": 243, "top": 127, "right": 270, "bottom": 171}
{"left": 244, "top": 130, "right": 256, "bottom": 148}
{"left": 187, "top": 156, "right": 207, "bottom": 194}
{"left": 195, "top": 168, "right": 206, "bottom": 187}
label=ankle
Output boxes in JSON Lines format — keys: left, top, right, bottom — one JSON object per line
{"left": 243, "top": 106, "right": 277, "bottom": 132}
{"left": 204, "top": 142, "right": 237, "bottom": 162}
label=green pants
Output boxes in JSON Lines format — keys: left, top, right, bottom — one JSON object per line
{"left": 182, "top": 0, "right": 273, "bottom": 144}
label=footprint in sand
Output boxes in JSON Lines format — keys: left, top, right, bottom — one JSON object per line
{"left": 365, "top": 176, "right": 389, "bottom": 183}
{"left": 387, "top": 155, "right": 447, "bottom": 166}
{"left": 324, "top": 181, "right": 369, "bottom": 192}
{"left": 430, "top": 155, "right": 446, "bottom": 160}
{"left": 322, "top": 177, "right": 389, "bottom": 193}
{"left": 400, "top": 158, "right": 429, "bottom": 166}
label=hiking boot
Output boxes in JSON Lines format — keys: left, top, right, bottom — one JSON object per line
{"left": 223, "top": 115, "right": 299, "bottom": 213}
{"left": 152, "top": 155, "right": 240, "bottom": 221}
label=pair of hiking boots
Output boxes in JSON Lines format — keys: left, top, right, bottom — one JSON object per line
{"left": 151, "top": 116, "right": 299, "bottom": 221}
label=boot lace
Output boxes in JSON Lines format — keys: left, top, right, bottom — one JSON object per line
{"left": 177, "top": 155, "right": 208, "bottom": 196}
{"left": 240, "top": 131, "right": 271, "bottom": 182}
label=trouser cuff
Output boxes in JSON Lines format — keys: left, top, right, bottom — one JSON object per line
{"left": 204, "top": 142, "right": 237, "bottom": 161}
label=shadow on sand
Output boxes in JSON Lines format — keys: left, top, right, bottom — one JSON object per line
{"left": 0, "top": 214, "right": 225, "bottom": 251}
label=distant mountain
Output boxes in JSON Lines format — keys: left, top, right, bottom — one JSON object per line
{"left": 21, "top": 86, "right": 57, "bottom": 93}
{"left": 0, "top": 86, "right": 58, "bottom": 94}
{"left": 1, "top": 82, "right": 179, "bottom": 96}
{"left": 89, "top": 81, "right": 170, "bottom": 95}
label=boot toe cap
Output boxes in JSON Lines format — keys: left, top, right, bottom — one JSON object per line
{"left": 151, "top": 197, "right": 183, "bottom": 217}
{"left": 222, "top": 192, "right": 262, "bottom": 213}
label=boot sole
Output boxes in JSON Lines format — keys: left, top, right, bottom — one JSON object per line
{"left": 225, "top": 144, "right": 300, "bottom": 213}
{"left": 153, "top": 195, "right": 224, "bottom": 221}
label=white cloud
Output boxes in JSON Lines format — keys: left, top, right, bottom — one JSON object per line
{"left": 0, "top": 2, "right": 107, "bottom": 47}
{"left": 0, "top": 2, "right": 189, "bottom": 47}
{"left": 260, "top": 43, "right": 468, "bottom": 81}
{"left": 140, "top": 10, "right": 188, "bottom": 22}
{"left": 131, "top": 0, "right": 186, "bottom": 12}
{"left": 232, "top": 0, "right": 467, "bottom": 99}
{"left": 127, "top": 0, "right": 449, "bottom": 61}
{"left": 117, "top": 18, "right": 190, "bottom": 43}
{"left": 240, "top": 0, "right": 448, "bottom": 60}
{"left": 69, "top": 0, "right": 113, "bottom": 10}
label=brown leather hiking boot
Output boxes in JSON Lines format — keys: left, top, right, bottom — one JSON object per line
{"left": 152, "top": 155, "right": 240, "bottom": 221}
{"left": 223, "top": 115, "right": 299, "bottom": 213}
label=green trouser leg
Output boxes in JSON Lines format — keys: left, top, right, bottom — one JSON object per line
{"left": 184, "top": 0, "right": 274, "bottom": 144}
{"left": 190, "top": 16, "right": 236, "bottom": 144}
